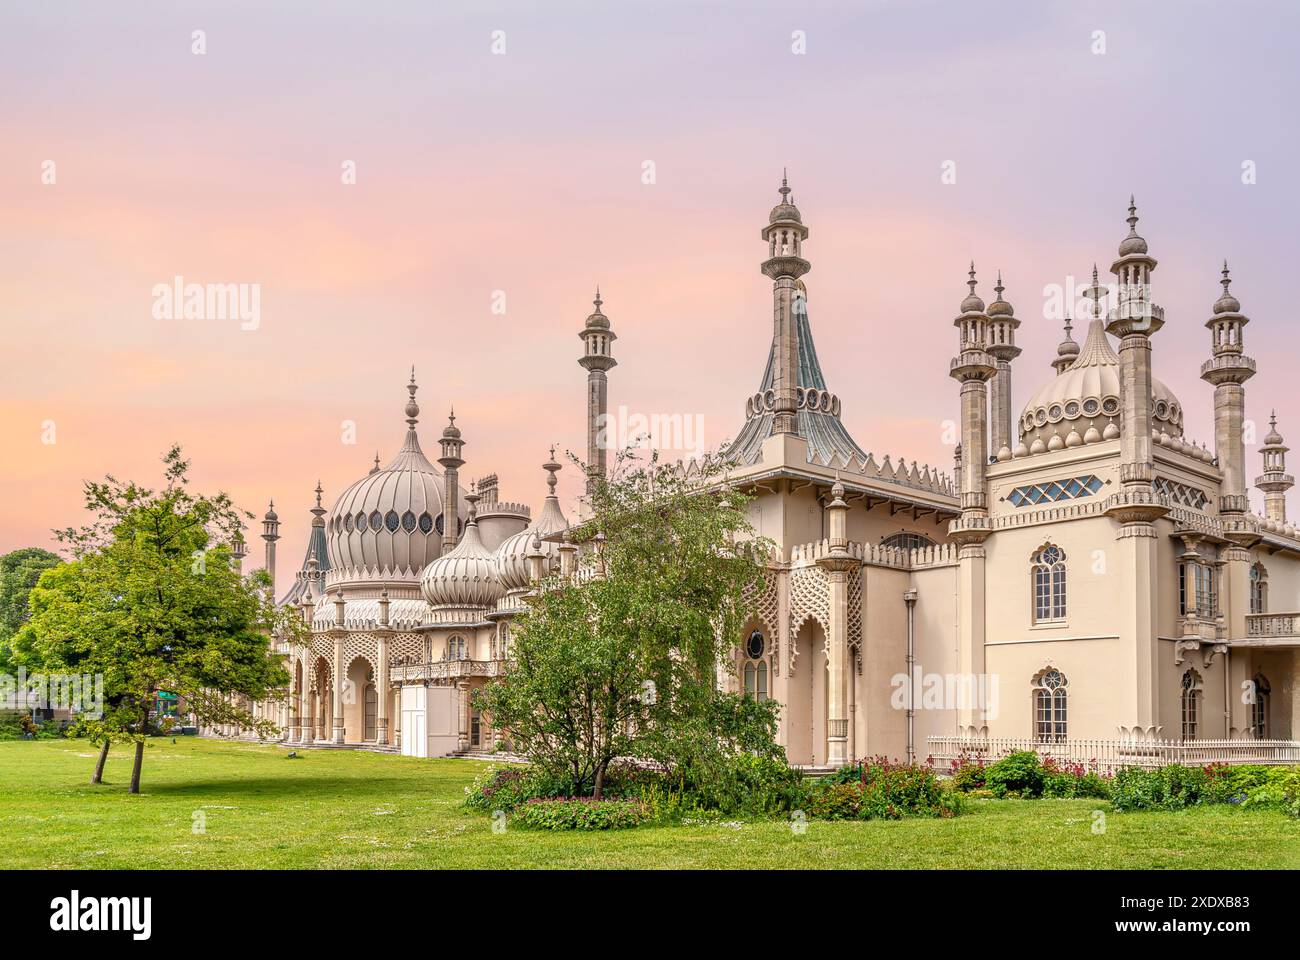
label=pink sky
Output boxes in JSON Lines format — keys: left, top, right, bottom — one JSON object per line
{"left": 2, "top": 1, "right": 1298, "bottom": 587}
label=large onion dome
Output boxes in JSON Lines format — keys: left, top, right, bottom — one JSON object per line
{"left": 1020, "top": 315, "right": 1182, "bottom": 452}
{"left": 420, "top": 495, "right": 503, "bottom": 609}
{"left": 324, "top": 372, "right": 464, "bottom": 583}
{"left": 497, "top": 450, "right": 569, "bottom": 592}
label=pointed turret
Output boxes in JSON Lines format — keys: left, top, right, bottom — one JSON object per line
{"left": 987, "top": 270, "right": 1022, "bottom": 461}
{"left": 1256, "top": 412, "right": 1293, "bottom": 523}
{"left": 1200, "top": 261, "right": 1256, "bottom": 515}
{"left": 261, "top": 500, "right": 281, "bottom": 594}
{"left": 438, "top": 407, "right": 466, "bottom": 551}
{"left": 761, "top": 172, "right": 811, "bottom": 436}
{"left": 578, "top": 288, "right": 616, "bottom": 505}
{"left": 949, "top": 264, "right": 996, "bottom": 527}
{"left": 1052, "top": 313, "right": 1080, "bottom": 374}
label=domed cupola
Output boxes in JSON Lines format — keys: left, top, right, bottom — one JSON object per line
{"left": 497, "top": 449, "right": 570, "bottom": 592}
{"left": 324, "top": 371, "right": 464, "bottom": 585}
{"left": 420, "top": 491, "right": 503, "bottom": 610}
{"left": 768, "top": 169, "right": 802, "bottom": 224}
{"left": 1019, "top": 268, "right": 1183, "bottom": 453}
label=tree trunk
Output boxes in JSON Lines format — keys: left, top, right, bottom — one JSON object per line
{"left": 129, "top": 739, "right": 144, "bottom": 794}
{"left": 90, "top": 740, "right": 109, "bottom": 784}
{"left": 593, "top": 760, "right": 607, "bottom": 800}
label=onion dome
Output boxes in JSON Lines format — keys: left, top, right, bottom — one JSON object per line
{"left": 986, "top": 271, "right": 1014, "bottom": 317}
{"left": 1020, "top": 312, "right": 1183, "bottom": 448}
{"left": 768, "top": 170, "right": 802, "bottom": 224}
{"left": 263, "top": 501, "right": 278, "bottom": 523}
{"left": 1264, "top": 411, "right": 1286, "bottom": 448}
{"left": 584, "top": 288, "right": 611, "bottom": 331}
{"left": 324, "top": 371, "right": 463, "bottom": 582}
{"left": 497, "top": 449, "right": 570, "bottom": 591}
{"left": 959, "top": 262, "right": 985, "bottom": 314}
{"left": 1117, "top": 195, "right": 1149, "bottom": 256}
{"left": 1052, "top": 315, "right": 1080, "bottom": 374}
{"left": 1213, "top": 261, "right": 1241, "bottom": 315}
{"left": 420, "top": 493, "right": 503, "bottom": 608}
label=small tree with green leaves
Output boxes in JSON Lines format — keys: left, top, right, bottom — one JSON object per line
{"left": 13, "top": 446, "right": 298, "bottom": 792}
{"left": 477, "top": 449, "right": 780, "bottom": 799}
{"left": 0, "top": 547, "right": 61, "bottom": 672}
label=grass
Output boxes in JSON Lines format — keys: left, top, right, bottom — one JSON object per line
{"left": 1, "top": 738, "right": 1297, "bottom": 869}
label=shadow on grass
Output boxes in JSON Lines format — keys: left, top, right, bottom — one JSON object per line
{"left": 85, "top": 776, "right": 420, "bottom": 798}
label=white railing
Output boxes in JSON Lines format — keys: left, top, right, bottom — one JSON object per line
{"left": 1246, "top": 613, "right": 1300, "bottom": 638}
{"left": 926, "top": 735, "right": 1300, "bottom": 773}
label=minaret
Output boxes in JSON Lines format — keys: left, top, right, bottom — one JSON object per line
{"left": 1256, "top": 413, "right": 1293, "bottom": 522}
{"left": 948, "top": 265, "right": 996, "bottom": 738}
{"left": 1200, "top": 262, "right": 1257, "bottom": 516}
{"left": 1106, "top": 198, "right": 1166, "bottom": 497}
{"left": 760, "top": 171, "right": 810, "bottom": 435}
{"left": 1103, "top": 200, "right": 1168, "bottom": 739}
{"left": 987, "top": 271, "right": 1021, "bottom": 461}
{"left": 261, "top": 501, "right": 280, "bottom": 595}
{"left": 1052, "top": 313, "right": 1080, "bottom": 374}
{"left": 438, "top": 407, "right": 465, "bottom": 552}
{"left": 949, "top": 263, "right": 997, "bottom": 517}
{"left": 578, "top": 288, "right": 616, "bottom": 497}
{"left": 231, "top": 532, "right": 247, "bottom": 573}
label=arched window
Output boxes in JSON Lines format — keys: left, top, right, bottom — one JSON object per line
{"left": 1250, "top": 674, "right": 1271, "bottom": 739}
{"left": 496, "top": 623, "right": 510, "bottom": 660}
{"left": 363, "top": 684, "right": 377, "bottom": 741}
{"left": 1180, "top": 669, "right": 1202, "bottom": 742}
{"left": 1250, "top": 563, "right": 1268, "bottom": 615}
{"left": 444, "top": 635, "right": 466, "bottom": 661}
{"left": 881, "top": 532, "right": 937, "bottom": 551}
{"left": 1032, "top": 668, "right": 1068, "bottom": 743}
{"left": 741, "top": 629, "right": 769, "bottom": 701}
{"left": 1031, "top": 544, "right": 1067, "bottom": 623}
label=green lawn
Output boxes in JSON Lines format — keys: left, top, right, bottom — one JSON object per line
{"left": 1, "top": 738, "right": 1296, "bottom": 869}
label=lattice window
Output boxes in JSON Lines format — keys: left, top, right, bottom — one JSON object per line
{"left": 1008, "top": 475, "right": 1103, "bottom": 508}
{"left": 1153, "top": 477, "right": 1210, "bottom": 510}
{"left": 789, "top": 565, "right": 830, "bottom": 676}
{"left": 1031, "top": 544, "right": 1067, "bottom": 623}
{"left": 1032, "top": 668, "right": 1068, "bottom": 743}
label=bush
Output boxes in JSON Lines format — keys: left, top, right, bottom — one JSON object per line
{"left": 464, "top": 766, "right": 574, "bottom": 813}
{"left": 949, "top": 754, "right": 987, "bottom": 792}
{"left": 1109, "top": 764, "right": 1232, "bottom": 811}
{"left": 985, "top": 751, "right": 1045, "bottom": 798}
{"left": 517, "top": 797, "right": 650, "bottom": 831}
{"left": 809, "top": 759, "right": 964, "bottom": 820}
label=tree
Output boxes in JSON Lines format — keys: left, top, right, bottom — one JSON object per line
{"left": 0, "top": 547, "right": 61, "bottom": 671}
{"left": 13, "top": 446, "right": 295, "bottom": 792}
{"left": 477, "top": 450, "right": 778, "bottom": 798}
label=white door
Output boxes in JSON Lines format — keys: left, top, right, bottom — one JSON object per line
{"left": 400, "top": 686, "right": 428, "bottom": 758}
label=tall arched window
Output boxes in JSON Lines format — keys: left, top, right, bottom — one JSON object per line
{"left": 1032, "top": 668, "right": 1068, "bottom": 743}
{"left": 742, "top": 629, "right": 769, "bottom": 701}
{"left": 1181, "top": 669, "right": 1202, "bottom": 742}
{"left": 1250, "top": 563, "right": 1268, "bottom": 614}
{"left": 1031, "top": 544, "right": 1067, "bottom": 623}
{"left": 1250, "top": 674, "right": 1271, "bottom": 739}
{"left": 444, "top": 635, "right": 467, "bottom": 661}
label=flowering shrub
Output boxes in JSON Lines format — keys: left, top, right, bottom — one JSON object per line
{"left": 985, "top": 751, "right": 1046, "bottom": 798}
{"left": 463, "top": 766, "right": 575, "bottom": 813}
{"left": 949, "top": 754, "right": 987, "bottom": 792}
{"left": 517, "top": 797, "right": 650, "bottom": 831}
{"left": 810, "top": 758, "right": 964, "bottom": 820}
{"left": 1108, "top": 763, "right": 1236, "bottom": 811}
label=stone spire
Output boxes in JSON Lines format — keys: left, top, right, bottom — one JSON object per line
{"left": 438, "top": 407, "right": 466, "bottom": 552}
{"left": 987, "top": 270, "right": 1021, "bottom": 462}
{"left": 1256, "top": 411, "right": 1293, "bottom": 523}
{"left": 761, "top": 172, "right": 810, "bottom": 435}
{"left": 261, "top": 500, "right": 281, "bottom": 595}
{"left": 1201, "top": 261, "right": 1256, "bottom": 516}
{"left": 578, "top": 288, "right": 616, "bottom": 502}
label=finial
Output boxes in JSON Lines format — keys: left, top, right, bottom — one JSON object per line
{"left": 1271, "top": 409, "right": 1278, "bottom": 430}
{"left": 464, "top": 481, "right": 480, "bottom": 523}
{"left": 779, "top": 169, "right": 791, "bottom": 202}
{"left": 543, "top": 446, "right": 561, "bottom": 495}
{"left": 994, "top": 270, "right": 1004, "bottom": 300}
{"left": 967, "top": 261, "right": 977, "bottom": 296}
{"left": 405, "top": 371, "right": 420, "bottom": 428}
{"left": 1221, "top": 260, "right": 1232, "bottom": 296}
{"left": 1126, "top": 195, "right": 1139, "bottom": 236}
{"left": 371, "top": 451, "right": 380, "bottom": 474}
{"left": 593, "top": 285, "right": 602, "bottom": 311}
{"left": 314, "top": 481, "right": 323, "bottom": 508}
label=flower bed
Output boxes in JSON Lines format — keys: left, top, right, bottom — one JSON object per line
{"left": 517, "top": 797, "right": 651, "bottom": 831}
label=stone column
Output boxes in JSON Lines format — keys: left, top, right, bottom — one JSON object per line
{"left": 376, "top": 632, "right": 390, "bottom": 746}
{"left": 1291, "top": 649, "right": 1300, "bottom": 741}
{"left": 332, "top": 634, "right": 345, "bottom": 744}
{"left": 456, "top": 681, "right": 470, "bottom": 751}
{"left": 818, "top": 481, "right": 855, "bottom": 767}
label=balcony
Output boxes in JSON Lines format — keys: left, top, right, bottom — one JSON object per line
{"left": 1241, "top": 613, "right": 1300, "bottom": 646}
{"left": 391, "top": 659, "right": 508, "bottom": 683}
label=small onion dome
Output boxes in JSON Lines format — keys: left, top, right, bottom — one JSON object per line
{"left": 769, "top": 171, "right": 802, "bottom": 224}
{"left": 1055, "top": 317, "right": 1080, "bottom": 366}
{"left": 960, "top": 262, "right": 985, "bottom": 313}
{"left": 497, "top": 454, "right": 570, "bottom": 591}
{"left": 264, "top": 501, "right": 278, "bottom": 523}
{"left": 1263, "top": 411, "right": 1285, "bottom": 447}
{"left": 420, "top": 506, "right": 502, "bottom": 608}
{"left": 585, "top": 288, "right": 611, "bottom": 330}
{"left": 1213, "top": 261, "right": 1241, "bottom": 315}
{"left": 1118, "top": 195, "right": 1149, "bottom": 256}
{"left": 986, "top": 272, "right": 1014, "bottom": 317}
